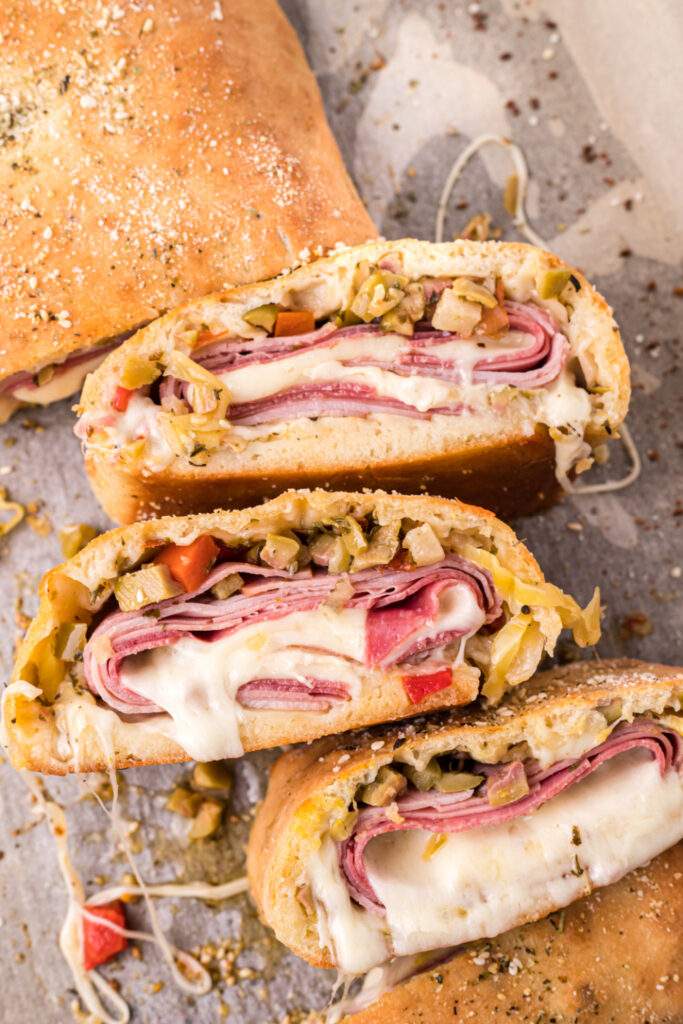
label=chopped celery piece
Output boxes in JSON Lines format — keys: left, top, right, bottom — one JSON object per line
{"left": 114, "top": 563, "right": 183, "bottom": 611}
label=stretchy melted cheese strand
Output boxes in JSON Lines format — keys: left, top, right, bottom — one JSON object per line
{"left": 24, "top": 772, "right": 249, "bottom": 1023}
{"left": 434, "top": 136, "right": 640, "bottom": 499}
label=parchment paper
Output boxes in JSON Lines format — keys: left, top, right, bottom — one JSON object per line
{"left": 1, "top": 2, "right": 681, "bottom": 1021}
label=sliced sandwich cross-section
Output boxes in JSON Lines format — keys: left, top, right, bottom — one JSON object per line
{"left": 1, "top": 490, "right": 597, "bottom": 774}
{"left": 247, "top": 660, "right": 683, "bottom": 974}
{"left": 76, "top": 239, "right": 630, "bottom": 523}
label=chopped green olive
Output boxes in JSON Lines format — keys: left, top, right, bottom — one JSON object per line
{"left": 243, "top": 303, "right": 280, "bottom": 332}
{"left": 487, "top": 773, "right": 529, "bottom": 807}
{"left": 309, "top": 532, "right": 351, "bottom": 573}
{"left": 114, "top": 563, "right": 183, "bottom": 611}
{"left": 210, "top": 573, "right": 244, "bottom": 600}
{"left": 166, "top": 787, "right": 204, "bottom": 818}
{"left": 435, "top": 771, "right": 484, "bottom": 794}
{"left": 350, "top": 522, "right": 400, "bottom": 571}
{"left": 188, "top": 799, "right": 223, "bottom": 840}
{"left": 336, "top": 308, "right": 363, "bottom": 328}
{"left": 403, "top": 759, "right": 443, "bottom": 792}
{"left": 36, "top": 364, "right": 56, "bottom": 387}
{"left": 359, "top": 766, "right": 407, "bottom": 806}
{"left": 120, "top": 354, "right": 161, "bottom": 389}
{"left": 340, "top": 515, "right": 368, "bottom": 556}
{"left": 380, "top": 282, "right": 426, "bottom": 336}
{"left": 537, "top": 268, "right": 572, "bottom": 299}
{"left": 192, "top": 761, "right": 232, "bottom": 795}
{"left": 350, "top": 269, "right": 408, "bottom": 322}
{"left": 380, "top": 305, "right": 414, "bottom": 336}
{"left": 450, "top": 277, "right": 498, "bottom": 308}
{"left": 599, "top": 698, "right": 623, "bottom": 725}
{"left": 246, "top": 542, "right": 264, "bottom": 564}
{"left": 402, "top": 523, "right": 444, "bottom": 566}
{"left": 260, "top": 533, "right": 300, "bottom": 570}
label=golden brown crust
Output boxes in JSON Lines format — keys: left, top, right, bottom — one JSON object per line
{"left": 342, "top": 843, "right": 683, "bottom": 1024}
{"left": 0, "top": 0, "right": 375, "bottom": 383}
{"left": 85, "top": 425, "right": 560, "bottom": 524}
{"left": 78, "top": 238, "right": 629, "bottom": 524}
{"left": 2, "top": 668, "right": 481, "bottom": 778}
{"left": 246, "top": 658, "right": 683, "bottom": 968}
{"left": 3, "top": 488, "right": 555, "bottom": 774}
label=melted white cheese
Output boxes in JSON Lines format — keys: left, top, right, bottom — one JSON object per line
{"left": 223, "top": 335, "right": 408, "bottom": 402}
{"left": 539, "top": 368, "right": 592, "bottom": 437}
{"left": 117, "top": 583, "right": 480, "bottom": 761}
{"left": 220, "top": 330, "right": 536, "bottom": 411}
{"left": 309, "top": 750, "right": 683, "bottom": 973}
{"left": 309, "top": 834, "right": 388, "bottom": 974}
{"left": 25, "top": 762, "right": 248, "bottom": 1024}
{"left": 0, "top": 394, "right": 21, "bottom": 424}
{"left": 304, "top": 360, "right": 456, "bottom": 413}
{"left": 119, "top": 606, "right": 367, "bottom": 761}
{"left": 10, "top": 351, "right": 109, "bottom": 407}
{"left": 112, "top": 391, "right": 175, "bottom": 469}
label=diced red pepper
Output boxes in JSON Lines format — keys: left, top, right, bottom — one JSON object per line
{"left": 155, "top": 534, "right": 219, "bottom": 592}
{"left": 112, "top": 386, "right": 134, "bottom": 412}
{"left": 402, "top": 667, "right": 453, "bottom": 704}
{"left": 82, "top": 901, "right": 127, "bottom": 971}
{"left": 274, "top": 310, "right": 315, "bottom": 337}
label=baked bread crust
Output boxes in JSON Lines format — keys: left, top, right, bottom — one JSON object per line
{"left": 2, "top": 488, "right": 562, "bottom": 774}
{"left": 341, "top": 842, "right": 683, "bottom": 1024}
{"left": 78, "top": 238, "right": 630, "bottom": 524}
{"left": 85, "top": 422, "right": 560, "bottom": 524}
{"left": 246, "top": 659, "right": 683, "bottom": 968}
{"left": 0, "top": 0, "right": 375, "bottom": 384}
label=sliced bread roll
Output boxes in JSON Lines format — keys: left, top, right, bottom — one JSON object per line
{"left": 0, "top": 0, "right": 375, "bottom": 422}
{"left": 1, "top": 489, "right": 598, "bottom": 774}
{"left": 76, "top": 238, "right": 629, "bottom": 523}
{"left": 247, "top": 659, "right": 683, "bottom": 973}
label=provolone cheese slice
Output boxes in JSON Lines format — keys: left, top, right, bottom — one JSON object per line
{"left": 118, "top": 584, "right": 482, "bottom": 761}
{"left": 309, "top": 750, "right": 683, "bottom": 973}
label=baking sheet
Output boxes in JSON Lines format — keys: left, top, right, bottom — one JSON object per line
{"left": 1, "top": 1, "right": 681, "bottom": 1021}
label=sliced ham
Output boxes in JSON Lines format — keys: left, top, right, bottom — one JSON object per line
{"left": 365, "top": 577, "right": 487, "bottom": 668}
{"left": 342, "top": 304, "right": 566, "bottom": 390}
{"left": 193, "top": 321, "right": 339, "bottom": 373}
{"left": 339, "top": 720, "right": 682, "bottom": 914}
{"left": 236, "top": 678, "right": 351, "bottom": 711}
{"left": 83, "top": 555, "right": 500, "bottom": 716}
{"left": 157, "top": 300, "right": 568, "bottom": 425}
{"left": 228, "top": 382, "right": 469, "bottom": 425}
